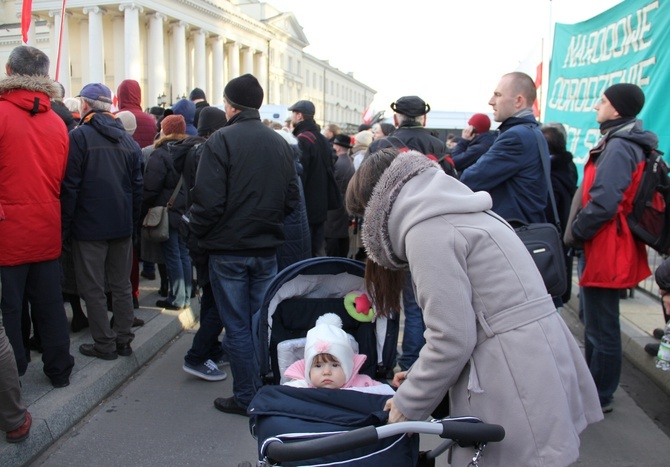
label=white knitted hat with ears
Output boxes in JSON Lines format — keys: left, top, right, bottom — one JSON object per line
{"left": 304, "top": 313, "right": 354, "bottom": 384}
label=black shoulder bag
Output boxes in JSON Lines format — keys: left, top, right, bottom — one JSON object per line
{"left": 497, "top": 129, "right": 568, "bottom": 297}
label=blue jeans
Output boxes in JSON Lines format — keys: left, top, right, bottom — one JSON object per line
{"left": 582, "top": 285, "right": 621, "bottom": 406}
{"left": 209, "top": 254, "right": 277, "bottom": 407}
{"left": 398, "top": 272, "right": 425, "bottom": 371}
{"left": 185, "top": 283, "right": 224, "bottom": 366}
{"left": 161, "top": 227, "right": 192, "bottom": 308}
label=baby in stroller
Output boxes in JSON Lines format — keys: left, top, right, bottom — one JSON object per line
{"left": 282, "top": 313, "right": 394, "bottom": 395}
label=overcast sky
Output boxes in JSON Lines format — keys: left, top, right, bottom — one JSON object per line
{"left": 268, "top": 0, "right": 624, "bottom": 115}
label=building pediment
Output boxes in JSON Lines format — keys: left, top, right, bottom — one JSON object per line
{"left": 263, "top": 12, "right": 308, "bottom": 47}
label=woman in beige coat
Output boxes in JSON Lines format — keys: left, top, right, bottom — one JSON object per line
{"left": 346, "top": 149, "right": 602, "bottom": 466}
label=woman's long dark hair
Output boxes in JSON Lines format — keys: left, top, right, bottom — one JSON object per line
{"left": 345, "top": 147, "right": 406, "bottom": 317}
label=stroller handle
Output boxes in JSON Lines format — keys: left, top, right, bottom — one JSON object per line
{"left": 263, "top": 418, "right": 505, "bottom": 463}
{"left": 264, "top": 425, "right": 379, "bottom": 463}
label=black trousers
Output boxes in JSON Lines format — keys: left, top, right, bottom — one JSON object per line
{"left": 0, "top": 259, "right": 74, "bottom": 383}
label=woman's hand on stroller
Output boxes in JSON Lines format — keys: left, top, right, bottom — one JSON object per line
{"left": 391, "top": 370, "right": 407, "bottom": 388}
{"left": 384, "top": 397, "right": 409, "bottom": 424}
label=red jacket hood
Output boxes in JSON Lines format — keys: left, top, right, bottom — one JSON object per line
{"left": 0, "top": 74, "right": 61, "bottom": 114}
{"left": 117, "top": 79, "right": 143, "bottom": 110}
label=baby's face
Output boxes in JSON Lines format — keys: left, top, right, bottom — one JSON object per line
{"left": 309, "top": 360, "right": 346, "bottom": 389}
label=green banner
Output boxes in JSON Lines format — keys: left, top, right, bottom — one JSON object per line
{"left": 545, "top": 0, "right": 670, "bottom": 177}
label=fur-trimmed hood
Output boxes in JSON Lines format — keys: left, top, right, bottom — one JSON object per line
{"left": 0, "top": 74, "right": 62, "bottom": 97}
{"left": 362, "top": 151, "right": 492, "bottom": 270}
{"left": 0, "top": 74, "right": 62, "bottom": 115}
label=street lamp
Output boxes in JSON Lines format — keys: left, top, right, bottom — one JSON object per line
{"left": 157, "top": 93, "right": 167, "bottom": 107}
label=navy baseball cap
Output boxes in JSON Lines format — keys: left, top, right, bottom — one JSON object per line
{"left": 77, "top": 83, "right": 113, "bottom": 104}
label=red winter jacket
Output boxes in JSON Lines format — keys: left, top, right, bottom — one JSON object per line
{"left": 116, "top": 79, "right": 158, "bottom": 149}
{"left": 574, "top": 120, "right": 656, "bottom": 288}
{"left": 0, "top": 75, "right": 69, "bottom": 266}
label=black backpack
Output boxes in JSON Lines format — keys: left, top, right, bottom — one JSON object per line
{"left": 626, "top": 146, "right": 670, "bottom": 254}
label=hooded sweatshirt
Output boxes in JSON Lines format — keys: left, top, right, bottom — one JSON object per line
{"left": 172, "top": 99, "right": 197, "bottom": 136}
{"left": 116, "top": 79, "right": 158, "bottom": 149}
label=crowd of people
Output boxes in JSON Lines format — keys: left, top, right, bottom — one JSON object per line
{"left": 0, "top": 44, "right": 664, "bottom": 465}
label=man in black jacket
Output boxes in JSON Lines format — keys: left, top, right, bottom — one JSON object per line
{"left": 62, "top": 83, "right": 143, "bottom": 361}
{"left": 289, "top": 100, "right": 332, "bottom": 257}
{"left": 189, "top": 74, "right": 299, "bottom": 415}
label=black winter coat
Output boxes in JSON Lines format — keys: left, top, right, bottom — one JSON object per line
{"left": 189, "top": 110, "right": 299, "bottom": 255}
{"left": 293, "top": 120, "right": 332, "bottom": 225}
{"left": 62, "top": 110, "right": 143, "bottom": 241}
{"left": 142, "top": 135, "right": 194, "bottom": 229}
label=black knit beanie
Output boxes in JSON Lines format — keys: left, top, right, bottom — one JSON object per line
{"left": 189, "top": 87, "right": 206, "bottom": 101}
{"left": 224, "top": 74, "right": 264, "bottom": 110}
{"left": 604, "top": 83, "right": 645, "bottom": 118}
{"left": 197, "top": 106, "right": 227, "bottom": 136}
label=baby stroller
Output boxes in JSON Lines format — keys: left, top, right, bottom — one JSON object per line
{"left": 248, "top": 257, "right": 505, "bottom": 466}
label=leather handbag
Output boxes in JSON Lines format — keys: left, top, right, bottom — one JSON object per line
{"left": 142, "top": 176, "right": 183, "bottom": 243}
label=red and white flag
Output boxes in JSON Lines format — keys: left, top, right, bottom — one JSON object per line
{"left": 21, "top": 0, "right": 32, "bottom": 44}
{"left": 362, "top": 106, "right": 373, "bottom": 124}
{"left": 533, "top": 61, "right": 543, "bottom": 119}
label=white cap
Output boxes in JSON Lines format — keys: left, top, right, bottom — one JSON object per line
{"left": 304, "top": 313, "right": 354, "bottom": 384}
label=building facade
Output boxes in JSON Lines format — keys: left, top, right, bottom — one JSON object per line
{"left": 0, "top": 0, "right": 375, "bottom": 128}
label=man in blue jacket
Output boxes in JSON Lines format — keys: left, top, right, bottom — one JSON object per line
{"left": 460, "top": 72, "right": 549, "bottom": 223}
{"left": 61, "top": 83, "right": 143, "bottom": 361}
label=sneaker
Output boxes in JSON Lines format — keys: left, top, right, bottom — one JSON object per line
{"left": 156, "top": 299, "right": 183, "bottom": 311}
{"left": 6, "top": 412, "right": 31, "bottom": 444}
{"left": 645, "top": 342, "right": 660, "bottom": 357}
{"left": 183, "top": 360, "right": 227, "bottom": 381}
{"left": 601, "top": 402, "right": 614, "bottom": 414}
{"left": 79, "top": 343, "right": 118, "bottom": 360}
{"left": 213, "top": 396, "right": 247, "bottom": 416}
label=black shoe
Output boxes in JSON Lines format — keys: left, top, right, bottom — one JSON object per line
{"left": 133, "top": 296, "right": 140, "bottom": 309}
{"left": 79, "top": 343, "right": 118, "bottom": 360}
{"left": 71, "top": 316, "right": 89, "bottom": 333}
{"left": 645, "top": 342, "right": 660, "bottom": 356}
{"left": 156, "top": 299, "right": 183, "bottom": 311}
{"left": 110, "top": 316, "right": 145, "bottom": 328}
{"left": 213, "top": 397, "right": 248, "bottom": 416}
{"left": 116, "top": 342, "right": 133, "bottom": 357}
{"left": 140, "top": 271, "right": 156, "bottom": 280}
{"left": 51, "top": 378, "right": 70, "bottom": 388}
{"left": 653, "top": 328, "right": 665, "bottom": 340}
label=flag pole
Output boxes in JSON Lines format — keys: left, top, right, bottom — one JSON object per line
{"left": 55, "top": 1, "right": 67, "bottom": 82}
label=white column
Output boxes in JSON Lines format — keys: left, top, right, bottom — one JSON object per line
{"left": 211, "top": 36, "right": 224, "bottom": 105}
{"left": 83, "top": 6, "right": 105, "bottom": 84}
{"left": 27, "top": 15, "right": 38, "bottom": 46}
{"left": 120, "top": 3, "right": 143, "bottom": 81}
{"left": 226, "top": 41, "right": 240, "bottom": 80}
{"left": 255, "top": 51, "right": 267, "bottom": 102}
{"left": 170, "top": 21, "right": 187, "bottom": 102}
{"left": 241, "top": 46, "right": 253, "bottom": 75}
{"left": 192, "top": 29, "right": 207, "bottom": 91}
{"left": 112, "top": 15, "right": 125, "bottom": 91}
{"left": 79, "top": 17, "right": 89, "bottom": 85}
{"left": 48, "top": 10, "right": 71, "bottom": 95}
{"left": 272, "top": 78, "right": 280, "bottom": 106}
{"left": 147, "top": 12, "right": 167, "bottom": 108}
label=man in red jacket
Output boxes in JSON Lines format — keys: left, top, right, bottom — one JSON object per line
{"left": 0, "top": 45, "right": 75, "bottom": 388}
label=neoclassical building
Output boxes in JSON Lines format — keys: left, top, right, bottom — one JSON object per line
{"left": 0, "top": 0, "right": 375, "bottom": 127}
